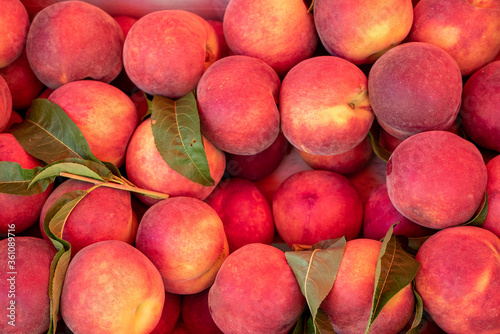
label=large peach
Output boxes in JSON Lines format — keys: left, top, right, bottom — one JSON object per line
{"left": 181, "top": 288, "right": 223, "bottom": 334}
{"left": 205, "top": 178, "right": 275, "bottom": 253}
{"left": 48, "top": 80, "right": 138, "bottom": 167}
{"left": 135, "top": 197, "right": 229, "bottom": 294}
{"left": 222, "top": 0, "right": 318, "bottom": 77}
{"left": 386, "top": 131, "right": 488, "bottom": 229}
{"left": 368, "top": 42, "right": 463, "bottom": 140}
{"left": 61, "top": 240, "right": 165, "bottom": 334}
{"left": 322, "top": 238, "right": 415, "bottom": 333}
{"left": 208, "top": 243, "right": 306, "bottom": 334}
{"left": 123, "top": 10, "right": 219, "bottom": 99}
{"left": 0, "top": 237, "right": 57, "bottom": 334}
{"left": 125, "top": 119, "right": 226, "bottom": 206}
{"left": 0, "top": 75, "right": 12, "bottom": 133}
{"left": 460, "top": 60, "right": 500, "bottom": 152}
{"left": 273, "top": 170, "right": 363, "bottom": 247}
{"left": 38, "top": 179, "right": 137, "bottom": 256}
{"left": 314, "top": 0, "right": 414, "bottom": 64}
{"left": 25, "top": 1, "right": 124, "bottom": 89}
{"left": 197, "top": 55, "right": 280, "bottom": 155}
{"left": 0, "top": 133, "right": 53, "bottom": 234}
{"left": 408, "top": 0, "right": 500, "bottom": 76}
{"left": 415, "top": 226, "right": 500, "bottom": 333}
{"left": 0, "top": 0, "right": 29, "bottom": 69}
{"left": 280, "top": 56, "right": 374, "bottom": 155}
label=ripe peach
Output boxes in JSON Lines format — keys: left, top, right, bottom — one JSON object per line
{"left": 483, "top": 155, "right": 500, "bottom": 237}
{"left": 0, "top": 75, "right": 12, "bottom": 133}
{"left": 348, "top": 155, "right": 387, "bottom": 204}
{"left": 150, "top": 292, "right": 181, "bottom": 334}
{"left": 0, "top": 0, "right": 29, "bottom": 69}
{"left": 181, "top": 288, "right": 223, "bottom": 334}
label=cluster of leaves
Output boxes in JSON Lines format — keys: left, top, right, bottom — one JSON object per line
{"left": 0, "top": 92, "right": 212, "bottom": 333}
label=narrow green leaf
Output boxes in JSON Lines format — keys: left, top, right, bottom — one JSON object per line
{"left": 10, "top": 98, "right": 101, "bottom": 164}
{"left": 368, "top": 131, "right": 392, "bottom": 162}
{"left": 0, "top": 161, "right": 53, "bottom": 195}
{"left": 406, "top": 287, "right": 424, "bottom": 334}
{"left": 365, "top": 226, "right": 420, "bottom": 333}
{"left": 150, "top": 92, "right": 214, "bottom": 186}
{"left": 293, "top": 310, "right": 316, "bottom": 334}
{"left": 102, "top": 161, "right": 122, "bottom": 177}
{"left": 463, "top": 192, "right": 488, "bottom": 227}
{"left": 30, "top": 159, "right": 112, "bottom": 188}
{"left": 315, "top": 308, "right": 336, "bottom": 334}
{"left": 286, "top": 238, "right": 346, "bottom": 333}
{"left": 47, "top": 249, "right": 71, "bottom": 334}
{"left": 405, "top": 236, "right": 431, "bottom": 256}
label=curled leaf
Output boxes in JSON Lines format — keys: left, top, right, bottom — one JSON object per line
{"left": 368, "top": 131, "right": 392, "bottom": 162}
{"left": 406, "top": 287, "right": 424, "bottom": 334}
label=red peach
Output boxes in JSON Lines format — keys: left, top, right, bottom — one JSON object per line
{"left": 150, "top": 292, "right": 182, "bottom": 334}
{"left": 348, "top": 154, "right": 387, "bottom": 204}
{"left": 0, "top": 75, "right": 12, "bottom": 133}
{"left": 0, "top": 0, "right": 29, "bottom": 68}
{"left": 181, "top": 288, "right": 223, "bottom": 334}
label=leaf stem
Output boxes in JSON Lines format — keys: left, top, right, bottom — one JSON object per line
{"left": 59, "top": 172, "right": 170, "bottom": 200}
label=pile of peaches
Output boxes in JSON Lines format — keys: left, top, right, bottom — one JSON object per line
{"left": 0, "top": 0, "right": 499, "bottom": 333}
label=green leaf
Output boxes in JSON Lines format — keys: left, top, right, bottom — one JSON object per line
{"left": 463, "top": 192, "right": 488, "bottom": 227}
{"left": 10, "top": 98, "right": 101, "bottom": 164}
{"left": 102, "top": 161, "right": 122, "bottom": 177}
{"left": 368, "top": 131, "right": 392, "bottom": 162}
{"left": 0, "top": 161, "right": 53, "bottom": 195}
{"left": 406, "top": 287, "right": 424, "bottom": 334}
{"left": 47, "top": 249, "right": 71, "bottom": 334}
{"left": 293, "top": 310, "right": 316, "bottom": 334}
{"left": 365, "top": 225, "right": 420, "bottom": 333}
{"left": 150, "top": 92, "right": 214, "bottom": 186}
{"left": 286, "top": 238, "right": 346, "bottom": 333}
{"left": 29, "top": 159, "right": 112, "bottom": 188}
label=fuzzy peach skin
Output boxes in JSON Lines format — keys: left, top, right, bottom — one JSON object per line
{"left": 61, "top": 240, "right": 165, "bottom": 334}
{"left": 225, "top": 131, "right": 288, "bottom": 181}
{"left": 25, "top": 1, "right": 124, "bottom": 89}
{"left": 0, "top": 0, "right": 29, "bottom": 69}
{"left": 348, "top": 154, "right": 387, "bottom": 204}
{"left": 408, "top": 0, "right": 500, "bottom": 76}
{"left": 386, "top": 131, "right": 488, "bottom": 229}
{"left": 368, "top": 42, "right": 463, "bottom": 140}
{"left": 48, "top": 80, "right": 139, "bottom": 167}
{"left": 363, "top": 183, "right": 435, "bottom": 240}
{"left": 197, "top": 55, "right": 280, "bottom": 155}
{"left": 483, "top": 155, "right": 500, "bottom": 237}
{"left": 208, "top": 243, "right": 306, "bottom": 334}
{"left": 296, "top": 135, "right": 373, "bottom": 176}
{"left": 123, "top": 10, "right": 219, "bottom": 99}
{"left": 0, "top": 50, "right": 45, "bottom": 111}
{"left": 135, "top": 197, "right": 229, "bottom": 295}
{"left": 280, "top": 56, "right": 374, "bottom": 155}
{"left": 415, "top": 226, "right": 500, "bottom": 333}
{"left": 223, "top": 0, "right": 317, "bottom": 77}
{"left": 150, "top": 292, "right": 181, "bottom": 334}
{"left": 0, "top": 237, "right": 56, "bottom": 334}
{"left": 273, "top": 170, "right": 363, "bottom": 247}
{"left": 125, "top": 119, "right": 226, "bottom": 206}
{"left": 460, "top": 60, "right": 500, "bottom": 152}
{"left": 314, "top": 0, "right": 414, "bottom": 64}
{"left": 205, "top": 178, "right": 275, "bottom": 253}
{"left": 38, "top": 179, "right": 137, "bottom": 256}
{"left": 322, "top": 238, "right": 415, "bottom": 334}
{"left": 0, "top": 133, "right": 53, "bottom": 234}
{"left": 182, "top": 288, "right": 223, "bottom": 334}
{"left": 0, "top": 75, "right": 12, "bottom": 133}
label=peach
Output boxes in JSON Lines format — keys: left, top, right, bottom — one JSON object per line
{"left": 273, "top": 170, "right": 363, "bottom": 247}
{"left": 0, "top": 75, "right": 12, "bottom": 133}
{"left": 0, "top": 237, "right": 57, "bottom": 334}
{"left": 314, "top": 0, "right": 414, "bottom": 64}
{"left": 208, "top": 243, "right": 306, "bottom": 334}
{"left": 181, "top": 288, "right": 223, "bottom": 334}
{"left": 296, "top": 135, "right": 373, "bottom": 176}
{"left": 113, "top": 15, "right": 138, "bottom": 38}
{"left": 0, "top": 50, "right": 44, "bottom": 111}
{"left": 483, "top": 155, "right": 500, "bottom": 237}
{"left": 3, "top": 110, "right": 23, "bottom": 133}
{"left": 368, "top": 42, "right": 463, "bottom": 140}
{"left": 150, "top": 292, "right": 181, "bottom": 334}
{"left": 61, "top": 240, "right": 165, "bottom": 334}
{"left": 224, "top": 131, "right": 288, "bottom": 182}
{"left": 0, "top": 133, "right": 53, "bottom": 234}
{"left": 197, "top": 55, "right": 281, "bottom": 155}
{"left": 0, "top": 0, "right": 29, "bottom": 69}
{"left": 125, "top": 119, "right": 226, "bottom": 206}
{"left": 207, "top": 20, "right": 229, "bottom": 58}
{"left": 25, "top": 1, "right": 124, "bottom": 89}
{"left": 39, "top": 179, "right": 138, "bottom": 256}
{"left": 48, "top": 80, "right": 139, "bottom": 167}
{"left": 223, "top": 0, "right": 318, "bottom": 77}
{"left": 409, "top": 0, "right": 500, "bottom": 76}
{"left": 363, "top": 183, "right": 435, "bottom": 240}
{"left": 205, "top": 178, "right": 275, "bottom": 253}
{"left": 460, "top": 60, "right": 500, "bottom": 152}
{"left": 386, "top": 131, "right": 488, "bottom": 229}
{"left": 487, "top": 154, "right": 500, "bottom": 193}
{"left": 322, "top": 238, "right": 415, "bottom": 334}
{"left": 415, "top": 226, "right": 500, "bottom": 333}
{"left": 135, "top": 197, "right": 229, "bottom": 295}
{"left": 348, "top": 154, "right": 387, "bottom": 204}
{"left": 280, "top": 56, "right": 374, "bottom": 155}
{"left": 123, "top": 10, "right": 219, "bottom": 99}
